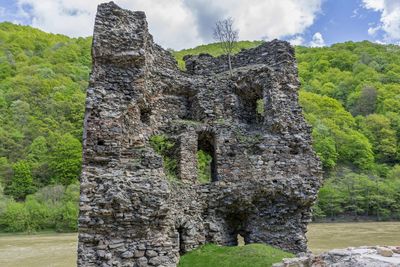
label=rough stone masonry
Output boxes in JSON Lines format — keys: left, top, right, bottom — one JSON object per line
{"left": 78, "top": 2, "right": 323, "bottom": 266}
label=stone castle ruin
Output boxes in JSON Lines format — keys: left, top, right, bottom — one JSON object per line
{"left": 78, "top": 2, "right": 322, "bottom": 266}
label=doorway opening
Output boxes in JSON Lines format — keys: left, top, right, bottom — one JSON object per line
{"left": 177, "top": 226, "right": 185, "bottom": 255}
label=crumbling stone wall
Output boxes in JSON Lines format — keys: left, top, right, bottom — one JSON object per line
{"left": 78, "top": 2, "right": 322, "bottom": 267}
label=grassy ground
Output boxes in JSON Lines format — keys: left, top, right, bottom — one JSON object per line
{"left": 178, "top": 243, "right": 293, "bottom": 267}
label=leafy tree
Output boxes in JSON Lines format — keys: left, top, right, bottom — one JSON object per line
{"left": 0, "top": 157, "right": 12, "bottom": 184}
{"left": 0, "top": 201, "right": 31, "bottom": 232}
{"left": 0, "top": 186, "right": 8, "bottom": 214}
{"left": 54, "top": 182, "right": 79, "bottom": 231}
{"left": 48, "top": 134, "right": 82, "bottom": 185}
{"left": 316, "top": 181, "right": 344, "bottom": 219}
{"left": 300, "top": 91, "right": 374, "bottom": 169}
{"left": 4, "top": 161, "right": 36, "bottom": 201}
{"left": 0, "top": 182, "right": 79, "bottom": 232}
{"left": 387, "top": 165, "right": 400, "bottom": 180}
{"left": 350, "top": 86, "right": 377, "bottom": 116}
{"left": 311, "top": 123, "right": 338, "bottom": 169}
{"left": 27, "top": 136, "right": 52, "bottom": 187}
{"left": 358, "top": 114, "right": 397, "bottom": 163}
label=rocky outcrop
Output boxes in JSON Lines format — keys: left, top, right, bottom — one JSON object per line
{"left": 77, "top": 2, "right": 322, "bottom": 267}
{"left": 273, "top": 246, "right": 400, "bottom": 267}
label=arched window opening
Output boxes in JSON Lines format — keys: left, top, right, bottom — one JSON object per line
{"left": 226, "top": 212, "right": 248, "bottom": 246}
{"left": 197, "top": 131, "right": 217, "bottom": 183}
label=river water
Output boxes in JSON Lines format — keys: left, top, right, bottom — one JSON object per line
{"left": 0, "top": 222, "right": 399, "bottom": 267}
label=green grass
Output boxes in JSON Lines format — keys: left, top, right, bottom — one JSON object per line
{"left": 178, "top": 243, "right": 294, "bottom": 267}
{"left": 172, "top": 41, "right": 263, "bottom": 70}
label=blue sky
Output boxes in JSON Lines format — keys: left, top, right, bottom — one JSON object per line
{"left": 298, "top": 0, "right": 384, "bottom": 45}
{"left": 0, "top": 0, "right": 398, "bottom": 49}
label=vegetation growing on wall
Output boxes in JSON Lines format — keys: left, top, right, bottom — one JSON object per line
{"left": 197, "top": 150, "right": 213, "bottom": 183}
{"left": 149, "top": 134, "right": 178, "bottom": 180}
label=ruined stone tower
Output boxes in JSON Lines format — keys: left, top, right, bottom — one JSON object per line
{"left": 78, "top": 2, "right": 322, "bottom": 266}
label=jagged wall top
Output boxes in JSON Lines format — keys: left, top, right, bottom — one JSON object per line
{"left": 93, "top": 2, "right": 298, "bottom": 77}
{"left": 184, "top": 40, "right": 297, "bottom": 76}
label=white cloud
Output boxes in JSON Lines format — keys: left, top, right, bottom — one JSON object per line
{"left": 16, "top": 0, "right": 323, "bottom": 50}
{"left": 362, "top": 0, "right": 400, "bottom": 41}
{"left": 368, "top": 25, "right": 381, "bottom": 36}
{"left": 16, "top": 0, "right": 199, "bottom": 49}
{"left": 309, "top": 32, "right": 325, "bottom": 47}
{"left": 197, "top": 0, "right": 322, "bottom": 42}
{"left": 362, "top": 0, "right": 384, "bottom": 10}
{"left": 287, "top": 35, "right": 305, "bottom": 46}
{"left": 374, "top": 39, "right": 387, "bottom": 44}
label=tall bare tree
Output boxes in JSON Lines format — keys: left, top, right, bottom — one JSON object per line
{"left": 213, "top": 17, "right": 239, "bottom": 76}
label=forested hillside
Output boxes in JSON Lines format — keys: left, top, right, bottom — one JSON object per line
{"left": 0, "top": 22, "right": 399, "bottom": 232}
{"left": 0, "top": 22, "right": 91, "bottom": 231}
{"left": 297, "top": 43, "right": 400, "bottom": 220}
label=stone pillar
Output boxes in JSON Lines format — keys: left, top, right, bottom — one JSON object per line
{"left": 178, "top": 130, "right": 198, "bottom": 183}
